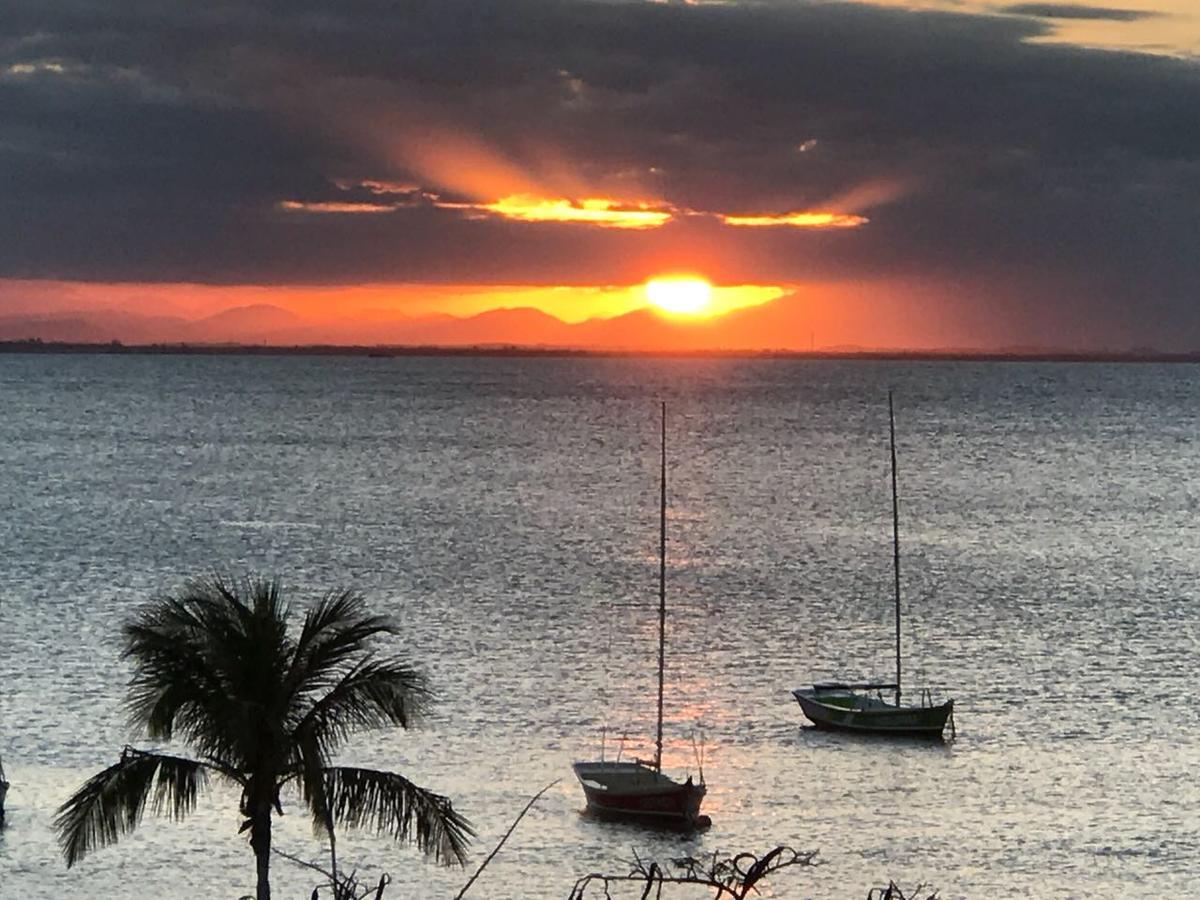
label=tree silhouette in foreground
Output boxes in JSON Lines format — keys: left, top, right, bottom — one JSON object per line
{"left": 569, "top": 846, "right": 820, "bottom": 899}
{"left": 53, "top": 576, "right": 472, "bottom": 900}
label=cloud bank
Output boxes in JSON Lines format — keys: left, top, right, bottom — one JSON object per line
{"left": 2, "top": 0, "right": 1199, "bottom": 347}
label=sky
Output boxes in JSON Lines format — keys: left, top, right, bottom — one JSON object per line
{"left": 2, "top": 0, "right": 1199, "bottom": 350}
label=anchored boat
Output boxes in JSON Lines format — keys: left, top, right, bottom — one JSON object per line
{"left": 793, "top": 392, "right": 954, "bottom": 739}
{"left": 0, "top": 754, "right": 8, "bottom": 824}
{"left": 572, "top": 402, "right": 707, "bottom": 827}
{"left": 793, "top": 681, "right": 952, "bottom": 737}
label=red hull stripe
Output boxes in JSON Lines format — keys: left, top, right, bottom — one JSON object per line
{"left": 580, "top": 785, "right": 704, "bottom": 820}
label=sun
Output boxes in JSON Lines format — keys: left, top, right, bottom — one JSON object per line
{"left": 644, "top": 276, "right": 713, "bottom": 316}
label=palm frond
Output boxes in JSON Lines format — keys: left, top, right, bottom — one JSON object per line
{"left": 123, "top": 597, "right": 232, "bottom": 741}
{"left": 123, "top": 576, "right": 296, "bottom": 769}
{"left": 285, "top": 589, "right": 399, "bottom": 705}
{"left": 321, "top": 766, "right": 473, "bottom": 866}
{"left": 54, "top": 748, "right": 209, "bottom": 867}
{"left": 295, "top": 589, "right": 390, "bottom": 658}
{"left": 288, "top": 727, "right": 333, "bottom": 838}
{"left": 291, "top": 658, "right": 431, "bottom": 762}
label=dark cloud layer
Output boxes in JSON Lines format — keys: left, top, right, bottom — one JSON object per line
{"left": 2, "top": 0, "right": 1199, "bottom": 346}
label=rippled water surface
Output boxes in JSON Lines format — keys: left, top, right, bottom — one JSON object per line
{"left": 2, "top": 355, "right": 1199, "bottom": 898}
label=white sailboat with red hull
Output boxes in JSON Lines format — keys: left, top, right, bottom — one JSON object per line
{"left": 572, "top": 761, "right": 705, "bottom": 824}
{"left": 572, "top": 402, "right": 708, "bottom": 828}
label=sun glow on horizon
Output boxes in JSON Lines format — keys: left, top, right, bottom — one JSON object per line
{"left": 0, "top": 277, "right": 788, "bottom": 335}
{"left": 645, "top": 276, "right": 714, "bottom": 316}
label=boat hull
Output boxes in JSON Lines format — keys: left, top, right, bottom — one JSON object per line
{"left": 572, "top": 761, "right": 706, "bottom": 826}
{"left": 794, "top": 689, "right": 952, "bottom": 737}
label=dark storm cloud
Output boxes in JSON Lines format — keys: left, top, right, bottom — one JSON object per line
{"left": 999, "top": 4, "right": 1156, "bottom": 20}
{"left": 2, "top": 0, "right": 1200, "bottom": 344}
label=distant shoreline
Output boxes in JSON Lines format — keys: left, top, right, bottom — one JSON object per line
{"left": 1, "top": 339, "right": 1196, "bottom": 363}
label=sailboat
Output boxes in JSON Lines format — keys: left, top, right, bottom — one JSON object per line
{"left": 572, "top": 402, "right": 708, "bottom": 827}
{"left": 793, "top": 392, "right": 954, "bottom": 738}
{"left": 0, "top": 754, "right": 8, "bottom": 824}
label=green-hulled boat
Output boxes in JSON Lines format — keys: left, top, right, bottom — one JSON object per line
{"left": 793, "top": 392, "right": 954, "bottom": 739}
{"left": 792, "top": 681, "right": 952, "bottom": 737}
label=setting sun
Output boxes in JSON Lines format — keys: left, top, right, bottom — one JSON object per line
{"left": 645, "top": 277, "right": 713, "bottom": 316}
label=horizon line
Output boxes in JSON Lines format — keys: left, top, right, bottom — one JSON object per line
{"left": 1, "top": 338, "right": 1194, "bottom": 364}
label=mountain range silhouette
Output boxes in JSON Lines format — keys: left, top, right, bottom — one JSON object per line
{"left": 0, "top": 296, "right": 831, "bottom": 351}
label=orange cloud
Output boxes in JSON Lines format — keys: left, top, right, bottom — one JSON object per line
{"left": 469, "top": 195, "right": 672, "bottom": 229}
{"left": 372, "top": 118, "right": 878, "bottom": 231}
{"left": 308, "top": 115, "right": 893, "bottom": 231}
{"left": 292, "top": 178, "right": 873, "bottom": 231}
{"left": 279, "top": 189, "right": 674, "bottom": 228}
{"left": 278, "top": 200, "right": 396, "bottom": 214}
{"left": 323, "top": 106, "right": 895, "bottom": 233}
{"left": 721, "top": 211, "right": 868, "bottom": 228}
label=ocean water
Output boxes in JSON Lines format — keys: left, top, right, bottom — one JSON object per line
{"left": 1, "top": 354, "right": 1197, "bottom": 899}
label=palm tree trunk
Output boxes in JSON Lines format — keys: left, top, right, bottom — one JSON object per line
{"left": 328, "top": 826, "right": 340, "bottom": 898}
{"left": 250, "top": 807, "right": 272, "bottom": 900}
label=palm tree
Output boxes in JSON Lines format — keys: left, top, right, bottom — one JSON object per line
{"left": 54, "top": 575, "right": 473, "bottom": 900}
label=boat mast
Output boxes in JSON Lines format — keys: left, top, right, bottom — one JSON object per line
{"left": 655, "top": 401, "right": 667, "bottom": 772}
{"left": 889, "top": 390, "right": 902, "bottom": 708}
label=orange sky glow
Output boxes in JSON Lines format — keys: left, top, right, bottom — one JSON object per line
{"left": 0, "top": 278, "right": 781, "bottom": 322}
{"left": 0, "top": 276, "right": 1006, "bottom": 352}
